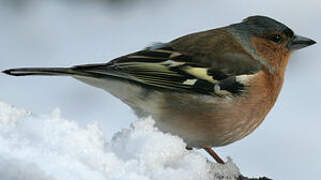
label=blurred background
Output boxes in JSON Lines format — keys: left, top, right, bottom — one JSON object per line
{"left": 0, "top": 0, "right": 320, "bottom": 179}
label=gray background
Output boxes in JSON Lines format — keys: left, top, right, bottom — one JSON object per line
{"left": 0, "top": 0, "right": 320, "bottom": 179}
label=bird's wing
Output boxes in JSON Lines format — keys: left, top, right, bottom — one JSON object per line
{"left": 72, "top": 43, "right": 262, "bottom": 96}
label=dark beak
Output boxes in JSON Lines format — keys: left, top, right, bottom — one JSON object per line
{"left": 288, "top": 35, "right": 316, "bottom": 50}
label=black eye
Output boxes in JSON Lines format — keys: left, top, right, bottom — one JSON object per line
{"left": 267, "top": 34, "right": 282, "bottom": 43}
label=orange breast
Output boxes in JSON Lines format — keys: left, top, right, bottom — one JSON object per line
{"left": 153, "top": 70, "right": 285, "bottom": 148}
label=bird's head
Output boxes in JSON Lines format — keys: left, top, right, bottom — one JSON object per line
{"left": 227, "top": 15, "right": 316, "bottom": 74}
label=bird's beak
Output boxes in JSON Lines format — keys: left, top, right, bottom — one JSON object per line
{"left": 288, "top": 35, "right": 316, "bottom": 50}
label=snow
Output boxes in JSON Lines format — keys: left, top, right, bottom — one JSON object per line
{"left": 0, "top": 101, "right": 240, "bottom": 180}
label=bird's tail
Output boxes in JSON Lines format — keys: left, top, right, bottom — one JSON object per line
{"left": 2, "top": 67, "right": 90, "bottom": 77}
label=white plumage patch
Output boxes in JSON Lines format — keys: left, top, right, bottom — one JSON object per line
{"left": 148, "top": 42, "right": 167, "bottom": 50}
{"left": 181, "top": 66, "right": 218, "bottom": 83}
{"left": 235, "top": 74, "right": 256, "bottom": 85}
{"left": 161, "top": 60, "right": 185, "bottom": 67}
{"left": 214, "top": 84, "right": 231, "bottom": 95}
{"left": 183, "top": 79, "right": 198, "bottom": 85}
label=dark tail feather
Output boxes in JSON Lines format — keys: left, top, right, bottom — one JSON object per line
{"left": 2, "top": 67, "right": 78, "bottom": 77}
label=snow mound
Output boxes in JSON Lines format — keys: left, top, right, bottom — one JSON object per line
{"left": 0, "top": 101, "right": 240, "bottom": 180}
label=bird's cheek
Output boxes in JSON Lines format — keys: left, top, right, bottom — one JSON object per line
{"left": 251, "top": 37, "right": 279, "bottom": 63}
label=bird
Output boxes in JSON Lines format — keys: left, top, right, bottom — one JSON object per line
{"left": 2, "top": 15, "right": 316, "bottom": 164}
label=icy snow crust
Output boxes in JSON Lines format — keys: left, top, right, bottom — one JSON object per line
{"left": 0, "top": 101, "right": 240, "bottom": 180}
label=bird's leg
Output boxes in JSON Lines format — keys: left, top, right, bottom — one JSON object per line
{"left": 203, "top": 147, "right": 225, "bottom": 164}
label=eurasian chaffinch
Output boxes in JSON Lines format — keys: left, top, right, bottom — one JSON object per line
{"left": 3, "top": 16, "right": 316, "bottom": 164}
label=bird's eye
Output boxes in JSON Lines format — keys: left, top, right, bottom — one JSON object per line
{"left": 267, "top": 34, "right": 282, "bottom": 43}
